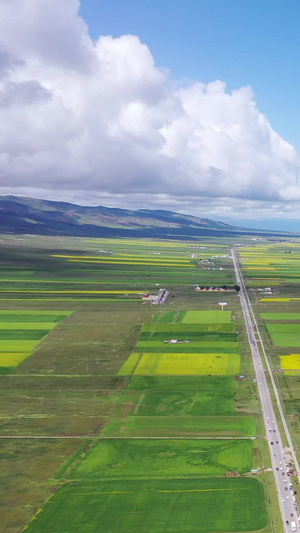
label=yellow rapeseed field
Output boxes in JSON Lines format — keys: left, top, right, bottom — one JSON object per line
{"left": 52, "top": 254, "right": 190, "bottom": 263}
{"left": 117, "top": 353, "right": 141, "bottom": 375}
{"left": 134, "top": 352, "right": 240, "bottom": 376}
{"left": 280, "top": 354, "right": 300, "bottom": 371}
{"left": 259, "top": 298, "right": 293, "bottom": 302}
{"left": 0, "top": 352, "right": 30, "bottom": 367}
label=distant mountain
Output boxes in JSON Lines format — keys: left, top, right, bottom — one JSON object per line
{"left": 0, "top": 195, "right": 293, "bottom": 239}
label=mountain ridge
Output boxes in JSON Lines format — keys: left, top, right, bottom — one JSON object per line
{"left": 0, "top": 195, "right": 294, "bottom": 239}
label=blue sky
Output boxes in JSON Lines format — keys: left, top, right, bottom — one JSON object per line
{"left": 80, "top": 0, "right": 300, "bottom": 151}
{"left": 1, "top": 0, "right": 300, "bottom": 230}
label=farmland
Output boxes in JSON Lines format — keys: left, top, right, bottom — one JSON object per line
{"left": 0, "top": 234, "right": 270, "bottom": 533}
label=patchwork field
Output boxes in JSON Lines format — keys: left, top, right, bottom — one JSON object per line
{"left": 0, "top": 235, "right": 269, "bottom": 533}
{"left": 238, "top": 240, "right": 300, "bottom": 512}
{"left": 0, "top": 310, "right": 72, "bottom": 370}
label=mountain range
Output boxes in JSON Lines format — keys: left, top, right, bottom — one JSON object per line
{"left": 0, "top": 195, "right": 293, "bottom": 239}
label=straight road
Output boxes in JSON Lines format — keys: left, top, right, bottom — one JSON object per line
{"left": 232, "top": 248, "right": 298, "bottom": 533}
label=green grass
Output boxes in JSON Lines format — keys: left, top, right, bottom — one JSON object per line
{"left": 25, "top": 478, "right": 267, "bottom": 533}
{"left": 101, "top": 415, "right": 256, "bottom": 437}
{"left": 179, "top": 310, "right": 232, "bottom": 324}
{"left": 68, "top": 439, "right": 253, "bottom": 479}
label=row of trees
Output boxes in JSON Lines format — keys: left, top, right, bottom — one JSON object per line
{"left": 196, "top": 284, "right": 240, "bottom": 292}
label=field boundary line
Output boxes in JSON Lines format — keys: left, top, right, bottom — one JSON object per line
{"left": 0, "top": 435, "right": 257, "bottom": 439}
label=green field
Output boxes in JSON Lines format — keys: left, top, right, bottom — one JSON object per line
{"left": 153, "top": 311, "right": 177, "bottom": 323}
{"left": 269, "top": 333, "right": 300, "bottom": 347}
{"left": 114, "top": 389, "right": 236, "bottom": 416}
{"left": 141, "top": 323, "right": 235, "bottom": 333}
{"left": 179, "top": 310, "right": 232, "bottom": 323}
{"left": 261, "top": 312, "right": 300, "bottom": 320}
{"left": 0, "top": 339, "right": 41, "bottom": 351}
{"left": 126, "top": 375, "right": 238, "bottom": 392}
{"left": 25, "top": 478, "right": 267, "bottom": 533}
{"left": 68, "top": 439, "right": 253, "bottom": 479}
{"left": 140, "top": 331, "right": 238, "bottom": 341}
{"left": 0, "top": 321, "right": 58, "bottom": 329}
{"left": 267, "top": 323, "right": 300, "bottom": 333}
{"left": 102, "top": 415, "right": 256, "bottom": 437}
{"left": 137, "top": 340, "right": 239, "bottom": 349}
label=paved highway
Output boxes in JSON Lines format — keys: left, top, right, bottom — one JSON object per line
{"left": 232, "top": 248, "right": 299, "bottom": 533}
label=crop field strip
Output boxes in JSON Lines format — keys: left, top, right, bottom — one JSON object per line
{"left": 0, "top": 310, "right": 72, "bottom": 370}
{"left": 0, "top": 236, "right": 267, "bottom": 533}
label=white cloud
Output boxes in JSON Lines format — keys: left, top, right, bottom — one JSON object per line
{"left": 0, "top": 0, "right": 299, "bottom": 218}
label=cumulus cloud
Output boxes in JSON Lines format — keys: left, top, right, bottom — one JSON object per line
{"left": 0, "top": 0, "right": 299, "bottom": 218}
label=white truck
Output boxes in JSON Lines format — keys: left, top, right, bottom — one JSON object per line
{"left": 291, "top": 521, "right": 296, "bottom": 532}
